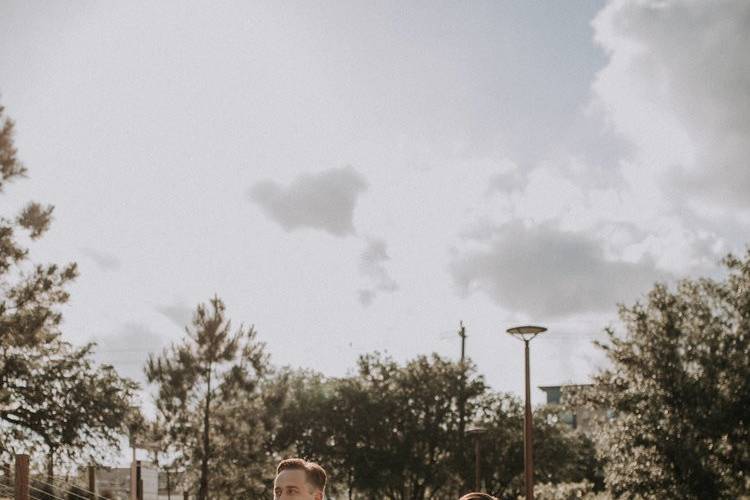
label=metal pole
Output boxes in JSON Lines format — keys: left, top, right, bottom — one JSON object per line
{"left": 524, "top": 339, "right": 534, "bottom": 500}
{"left": 474, "top": 436, "right": 481, "bottom": 491}
{"left": 166, "top": 469, "right": 172, "bottom": 500}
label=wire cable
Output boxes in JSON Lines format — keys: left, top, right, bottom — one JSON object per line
{"left": 28, "top": 484, "right": 67, "bottom": 500}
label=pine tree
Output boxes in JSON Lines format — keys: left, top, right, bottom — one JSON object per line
{"left": 0, "top": 102, "right": 78, "bottom": 458}
{"left": 146, "top": 296, "right": 268, "bottom": 500}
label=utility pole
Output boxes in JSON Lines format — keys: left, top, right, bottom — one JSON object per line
{"left": 466, "top": 427, "right": 487, "bottom": 491}
{"left": 458, "top": 320, "right": 466, "bottom": 364}
{"left": 457, "top": 321, "right": 468, "bottom": 488}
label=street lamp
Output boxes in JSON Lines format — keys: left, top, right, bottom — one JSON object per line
{"left": 507, "top": 325, "right": 547, "bottom": 500}
{"left": 465, "top": 426, "right": 487, "bottom": 491}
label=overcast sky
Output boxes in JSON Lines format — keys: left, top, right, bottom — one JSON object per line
{"left": 1, "top": 0, "right": 749, "bottom": 434}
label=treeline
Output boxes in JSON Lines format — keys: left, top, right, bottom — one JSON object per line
{"left": 143, "top": 298, "right": 600, "bottom": 499}
{"left": 143, "top": 254, "right": 750, "bottom": 500}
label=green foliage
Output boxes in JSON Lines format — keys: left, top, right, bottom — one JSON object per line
{"left": 475, "top": 399, "right": 601, "bottom": 499}
{"left": 141, "top": 349, "right": 601, "bottom": 500}
{"left": 266, "top": 353, "right": 602, "bottom": 500}
{"left": 2, "top": 341, "right": 137, "bottom": 478}
{"left": 583, "top": 251, "right": 750, "bottom": 499}
{"left": 345, "top": 353, "right": 483, "bottom": 499}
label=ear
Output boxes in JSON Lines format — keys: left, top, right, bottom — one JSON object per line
{"left": 314, "top": 490, "right": 323, "bottom": 500}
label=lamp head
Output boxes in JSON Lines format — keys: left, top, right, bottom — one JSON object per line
{"left": 506, "top": 325, "right": 547, "bottom": 341}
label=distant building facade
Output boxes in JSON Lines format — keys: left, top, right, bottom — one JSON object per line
{"left": 539, "top": 384, "right": 606, "bottom": 435}
{"left": 92, "top": 462, "right": 158, "bottom": 500}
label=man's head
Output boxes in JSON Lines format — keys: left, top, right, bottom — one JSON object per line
{"left": 274, "top": 458, "right": 327, "bottom": 500}
{"left": 459, "top": 493, "right": 498, "bottom": 500}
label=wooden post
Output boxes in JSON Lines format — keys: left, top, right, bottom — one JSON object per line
{"left": 130, "top": 447, "right": 137, "bottom": 500}
{"left": 136, "top": 461, "right": 143, "bottom": 500}
{"left": 474, "top": 436, "right": 481, "bottom": 492}
{"left": 88, "top": 466, "right": 96, "bottom": 499}
{"left": 166, "top": 469, "right": 171, "bottom": 500}
{"left": 14, "top": 454, "right": 29, "bottom": 500}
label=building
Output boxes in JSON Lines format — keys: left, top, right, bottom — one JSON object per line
{"left": 92, "top": 462, "right": 158, "bottom": 500}
{"left": 539, "top": 384, "right": 606, "bottom": 435}
{"left": 157, "top": 469, "right": 192, "bottom": 500}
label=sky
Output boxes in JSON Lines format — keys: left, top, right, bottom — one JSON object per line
{"left": 1, "top": 0, "right": 749, "bottom": 438}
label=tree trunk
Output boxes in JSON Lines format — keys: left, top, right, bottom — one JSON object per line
{"left": 198, "top": 367, "right": 212, "bottom": 500}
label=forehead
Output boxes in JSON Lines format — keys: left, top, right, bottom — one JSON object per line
{"left": 275, "top": 469, "right": 309, "bottom": 487}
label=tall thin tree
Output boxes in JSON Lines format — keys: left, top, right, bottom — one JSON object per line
{"left": 146, "top": 296, "right": 267, "bottom": 500}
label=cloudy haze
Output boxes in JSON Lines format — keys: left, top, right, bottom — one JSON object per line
{"left": 1, "top": 0, "right": 749, "bottom": 460}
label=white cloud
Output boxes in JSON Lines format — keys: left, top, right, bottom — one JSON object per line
{"left": 476, "top": 152, "right": 731, "bottom": 277}
{"left": 591, "top": 0, "right": 750, "bottom": 207}
{"left": 358, "top": 237, "right": 398, "bottom": 306}
{"left": 450, "top": 221, "right": 669, "bottom": 318}
{"left": 248, "top": 166, "right": 368, "bottom": 237}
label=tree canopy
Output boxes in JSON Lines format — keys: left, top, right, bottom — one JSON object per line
{"left": 267, "top": 353, "right": 601, "bottom": 500}
{"left": 580, "top": 251, "right": 750, "bottom": 499}
{"left": 146, "top": 295, "right": 269, "bottom": 500}
{"left": 0, "top": 102, "right": 136, "bottom": 477}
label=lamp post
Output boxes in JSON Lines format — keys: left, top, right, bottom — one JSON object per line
{"left": 465, "top": 426, "right": 487, "bottom": 491}
{"left": 507, "top": 325, "right": 547, "bottom": 500}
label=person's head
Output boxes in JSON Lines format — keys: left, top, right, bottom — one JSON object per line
{"left": 274, "top": 458, "right": 327, "bottom": 500}
{"left": 459, "top": 493, "right": 498, "bottom": 500}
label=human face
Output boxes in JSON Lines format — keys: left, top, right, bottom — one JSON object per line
{"left": 273, "top": 469, "right": 321, "bottom": 500}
